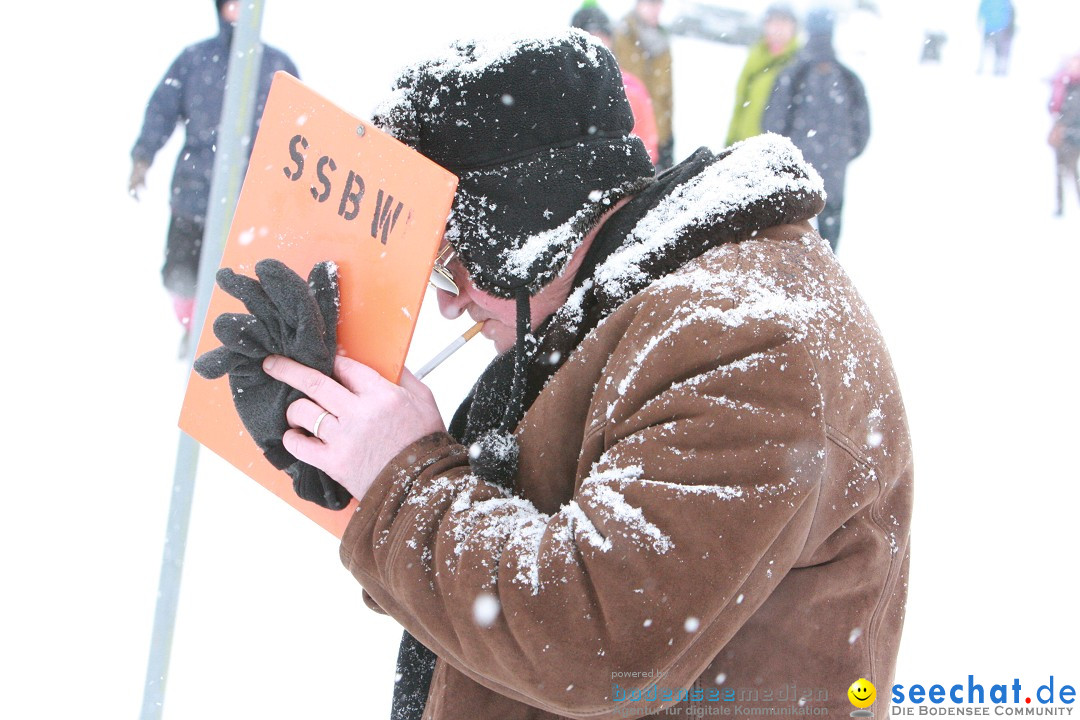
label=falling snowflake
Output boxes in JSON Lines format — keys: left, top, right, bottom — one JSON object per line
{"left": 473, "top": 593, "right": 500, "bottom": 627}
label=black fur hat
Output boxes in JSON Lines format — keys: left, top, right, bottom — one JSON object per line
{"left": 373, "top": 30, "right": 654, "bottom": 299}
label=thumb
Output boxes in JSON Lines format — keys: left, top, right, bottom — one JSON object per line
{"left": 333, "top": 355, "right": 388, "bottom": 394}
{"left": 399, "top": 366, "right": 439, "bottom": 410}
{"left": 398, "top": 366, "right": 430, "bottom": 396}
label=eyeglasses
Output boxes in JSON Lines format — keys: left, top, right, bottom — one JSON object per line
{"left": 429, "top": 244, "right": 459, "bottom": 296}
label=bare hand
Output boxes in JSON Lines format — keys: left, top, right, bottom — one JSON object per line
{"left": 129, "top": 161, "right": 149, "bottom": 200}
{"left": 263, "top": 354, "right": 446, "bottom": 501}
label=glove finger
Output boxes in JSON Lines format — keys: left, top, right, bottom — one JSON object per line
{"left": 257, "top": 259, "right": 335, "bottom": 373}
{"left": 193, "top": 345, "right": 245, "bottom": 379}
{"left": 216, "top": 267, "right": 288, "bottom": 340}
{"left": 255, "top": 259, "right": 321, "bottom": 335}
{"left": 212, "top": 313, "right": 281, "bottom": 358}
{"left": 307, "top": 261, "right": 340, "bottom": 351}
{"left": 286, "top": 461, "right": 352, "bottom": 510}
{"left": 226, "top": 374, "right": 297, "bottom": 470}
{"left": 264, "top": 442, "right": 297, "bottom": 470}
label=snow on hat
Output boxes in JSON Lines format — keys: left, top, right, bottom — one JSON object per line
{"left": 372, "top": 29, "right": 654, "bottom": 299}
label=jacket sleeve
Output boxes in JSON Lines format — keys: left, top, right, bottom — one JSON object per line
{"left": 339, "top": 292, "right": 826, "bottom": 719}
{"left": 131, "top": 54, "right": 187, "bottom": 166}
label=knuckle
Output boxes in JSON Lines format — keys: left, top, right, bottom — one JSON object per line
{"left": 304, "top": 372, "right": 326, "bottom": 395}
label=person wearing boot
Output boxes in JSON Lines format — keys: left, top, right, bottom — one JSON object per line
{"left": 200, "top": 29, "right": 912, "bottom": 720}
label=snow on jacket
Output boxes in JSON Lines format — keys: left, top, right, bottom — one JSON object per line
{"left": 761, "top": 36, "right": 870, "bottom": 205}
{"left": 130, "top": 18, "right": 298, "bottom": 219}
{"left": 340, "top": 134, "right": 912, "bottom": 720}
{"left": 612, "top": 13, "right": 673, "bottom": 147}
{"left": 725, "top": 38, "right": 800, "bottom": 146}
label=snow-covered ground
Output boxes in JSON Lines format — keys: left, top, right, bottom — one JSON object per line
{"left": 2, "top": 1, "right": 1077, "bottom": 718}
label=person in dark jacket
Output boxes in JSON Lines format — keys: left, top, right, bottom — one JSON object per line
{"left": 129, "top": 0, "right": 298, "bottom": 349}
{"left": 762, "top": 7, "right": 869, "bottom": 251}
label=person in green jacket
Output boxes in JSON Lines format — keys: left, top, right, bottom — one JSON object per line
{"left": 725, "top": 4, "right": 800, "bottom": 146}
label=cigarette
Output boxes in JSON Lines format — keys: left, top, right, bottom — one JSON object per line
{"left": 413, "top": 321, "right": 484, "bottom": 380}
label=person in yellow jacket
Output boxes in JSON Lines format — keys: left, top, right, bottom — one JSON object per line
{"left": 613, "top": 0, "right": 675, "bottom": 170}
{"left": 725, "top": 4, "right": 800, "bottom": 146}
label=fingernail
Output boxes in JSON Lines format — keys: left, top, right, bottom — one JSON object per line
{"left": 263, "top": 356, "right": 277, "bottom": 371}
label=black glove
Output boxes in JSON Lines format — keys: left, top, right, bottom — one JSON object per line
{"left": 193, "top": 259, "right": 352, "bottom": 510}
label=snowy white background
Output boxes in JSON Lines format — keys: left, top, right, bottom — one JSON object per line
{"left": 1, "top": 0, "right": 1077, "bottom": 718}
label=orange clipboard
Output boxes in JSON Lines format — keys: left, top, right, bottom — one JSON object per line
{"left": 179, "top": 72, "right": 458, "bottom": 538}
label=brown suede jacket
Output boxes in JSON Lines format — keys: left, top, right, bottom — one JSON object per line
{"left": 341, "top": 215, "right": 912, "bottom": 719}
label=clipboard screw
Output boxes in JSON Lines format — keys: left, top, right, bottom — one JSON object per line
{"left": 356, "top": 123, "right": 366, "bottom": 137}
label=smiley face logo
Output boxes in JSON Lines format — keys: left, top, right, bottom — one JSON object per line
{"left": 848, "top": 678, "right": 876, "bottom": 709}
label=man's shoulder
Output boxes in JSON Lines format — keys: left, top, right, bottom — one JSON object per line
{"left": 260, "top": 45, "right": 298, "bottom": 76}
{"left": 182, "top": 34, "right": 225, "bottom": 55}
{"left": 621, "top": 227, "right": 830, "bottom": 331}
{"left": 173, "top": 35, "right": 228, "bottom": 69}
{"left": 263, "top": 44, "right": 296, "bottom": 65}
{"left": 742, "top": 42, "right": 781, "bottom": 74}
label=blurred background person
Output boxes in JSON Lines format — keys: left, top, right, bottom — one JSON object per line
{"left": 725, "top": 4, "right": 800, "bottom": 146}
{"left": 128, "top": 0, "right": 299, "bottom": 354}
{"left": 1048, "top": 51, "right": 1080, "bottom": 217}
{"left": 572, "top": 1, "right": 660, "bottom": 165}
{"left": 762, "top": 7, "right": 870, "bottom": 252}
{"left": 613, "top": 0, "right": 675, "bottom": 170}
{"left": 977, "top": 0, "right": 1015, "bottom": 76}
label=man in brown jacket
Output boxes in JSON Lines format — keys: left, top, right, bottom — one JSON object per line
{"left": 263, "top": 30, "right": 913, "bottom": 720}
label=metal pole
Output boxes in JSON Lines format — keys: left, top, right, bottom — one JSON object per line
{"left": 140, "top": 3, "right": 267, "bottom": 718}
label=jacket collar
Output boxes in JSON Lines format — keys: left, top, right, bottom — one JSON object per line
{"left": 450, "top": 134, "right": 825, "bottom": 459}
